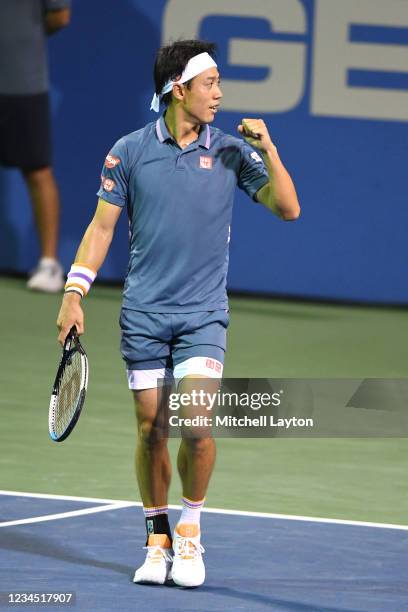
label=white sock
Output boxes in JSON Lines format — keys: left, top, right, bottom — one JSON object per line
{"left": 179, "top": 496, "right": 205, "bottom": 526}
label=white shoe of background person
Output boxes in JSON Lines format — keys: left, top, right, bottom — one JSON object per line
{"left": 133, "top": 534, "right": 173, "bottom": 585}
{"left": 171, "top": 523, "right": 205, "bottom": 587}
{"left": 27, "top": 257, "right": 64, "bottom": 293}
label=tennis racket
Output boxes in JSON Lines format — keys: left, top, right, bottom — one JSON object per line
{"left": 49, "top": 326, "right": 89, "bottom": 442}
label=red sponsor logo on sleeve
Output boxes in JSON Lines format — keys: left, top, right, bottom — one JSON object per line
{"left": 206, "top": 359, "right": 215, "bottom": 369}
{"left": 105, "top": 154, "right": 121, "bottom": 169}
{"left": 102, "top": 178, "right": 115, "bottom": 192}
{"left": 200, "top": 156, "right": 213, "bottom": 169}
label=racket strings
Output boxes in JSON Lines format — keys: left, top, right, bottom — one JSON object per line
{"left": 53, "top": 349, "right": 83, "bottom": 436}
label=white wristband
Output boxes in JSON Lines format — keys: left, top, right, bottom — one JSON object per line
{"left": 65, "top": 263, "right": 97, "bottom": 297}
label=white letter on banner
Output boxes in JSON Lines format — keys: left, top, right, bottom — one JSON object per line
{"left": 163, "top": 0, "right": 306, "bottom": 113}
{"left": 312, "top": 0, "right": 408, "bottom": 122}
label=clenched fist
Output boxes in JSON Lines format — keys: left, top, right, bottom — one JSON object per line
{"left": 237, "top": 118, "right": 277, "bottom": 155}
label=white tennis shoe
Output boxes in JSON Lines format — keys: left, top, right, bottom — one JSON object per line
{"left": 171, "top": 523, "right": 205, "bottom": 587}
{"left": 27, "top": 258, "right": 64, "bottom": 293}
{"left": 133, "top": 534, "right": 173, "bottom": 585}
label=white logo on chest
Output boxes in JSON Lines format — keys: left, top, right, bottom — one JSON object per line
{"left": 199, "top": 156, "right": 213, "bottom": 169}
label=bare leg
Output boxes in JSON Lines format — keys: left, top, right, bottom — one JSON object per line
{"left": 134, "top": 377, "right": 217, "bottom": 503}
{"left": 177, "top": 437, "right": 216, "bottom": 500}
{"left": 132, "top": 386, "right": 174, "bottom": 584}
{"left": 133, "top": 386, "right": 172, "bottom": 507}
{"left": 23, "top": 166, "right": 60, "bottom": 259}
{"left": 176, "top": 376, "right": 217, "bottom": 500}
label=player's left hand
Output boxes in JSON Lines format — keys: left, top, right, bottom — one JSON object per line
{"left": 238, "top": 118, "right": 277, "bottom": 154}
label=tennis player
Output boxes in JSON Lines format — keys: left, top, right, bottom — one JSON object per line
{"left": 56, "top": 39, "right": 300, "bottom": 588}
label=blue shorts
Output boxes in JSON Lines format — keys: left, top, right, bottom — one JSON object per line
{"left": 119, "top": 308, "right": 229, "bottom": 389}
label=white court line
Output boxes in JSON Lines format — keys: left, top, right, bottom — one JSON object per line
{"left": 0, "top": 489, "right": 408, "bottom": 531}
{"left": 198, "top": 506, "right": 408, "bottom": 531}
{"left": 0, "top": 490, "right": 127, "bottom": 505}
{"left": 0, "top": 501, "right": 134, "bottom": 528}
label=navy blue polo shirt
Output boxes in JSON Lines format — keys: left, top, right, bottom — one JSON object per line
{"left": 97, "top": 115, "right": 269, "bottom": 312}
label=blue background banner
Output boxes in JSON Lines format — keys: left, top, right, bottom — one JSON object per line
{"left": 1, "top": 0, "right": 407, "bottom": 303}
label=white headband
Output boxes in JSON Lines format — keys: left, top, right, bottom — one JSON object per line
{"left": 150, "top": 52, "right": 217, "bottom": 112}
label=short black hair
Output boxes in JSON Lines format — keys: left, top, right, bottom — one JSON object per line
{"left": 153, "top": 39, "right": 217, "bottom": 108}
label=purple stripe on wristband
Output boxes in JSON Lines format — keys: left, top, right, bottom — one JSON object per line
{"left": 68, "top": 271, "right": 93, "bottom": 284}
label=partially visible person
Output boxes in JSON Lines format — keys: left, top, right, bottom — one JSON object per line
{"left": 0, "top": 0, "right": 71, "bottom": 292}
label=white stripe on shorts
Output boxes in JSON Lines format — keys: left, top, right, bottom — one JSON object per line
{"left": 173, "top": 356, "right": 223, "bottom": 380}
{"left": 127, "top": 357, "right": 223, "bottom": 390}
{"left": 126, "top": 368, "right": 174, "bottom": 390}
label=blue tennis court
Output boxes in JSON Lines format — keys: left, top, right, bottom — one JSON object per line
{"left": 1, "top": 491, "right": 407, "bottom": 612}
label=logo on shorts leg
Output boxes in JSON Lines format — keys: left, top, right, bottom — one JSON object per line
{"left": 200, "top": 156, "right": 213, "bottom": 169}
{"left": 147, "top": 519, "right": 154, "bottom": 535}
{"left": 206, "top": 358, "right": 222, "bottom": 373}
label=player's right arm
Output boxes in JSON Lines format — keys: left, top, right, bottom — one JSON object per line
{"left": 56, "top": 198, "right": 122, "bottom": 345}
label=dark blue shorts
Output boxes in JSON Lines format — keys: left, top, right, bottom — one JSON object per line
{"left": 0, "top": 93, "right": 51, "bottom": 170}
{"left": 119, "top": 308, "right": 229, "bottom": 388}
